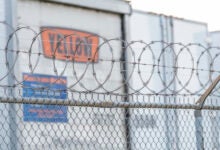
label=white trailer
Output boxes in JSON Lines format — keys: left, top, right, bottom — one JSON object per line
{"left": 2, "top": 0, "right": 131, "bottom": 149}
{"left": 128, "top": 10, "right": 209, "bottom": 150}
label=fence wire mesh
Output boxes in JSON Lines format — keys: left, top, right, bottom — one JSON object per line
{"left": 1, "top": 103, "right": 220, "bottom": 150}
{"left": 1, "top": 23, "right": 220, "bottom": 149}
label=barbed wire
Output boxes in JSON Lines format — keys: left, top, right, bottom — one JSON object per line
{"left": 0, "top": 22, "right": 220, "bottom": 98}
{"left": 1, "top": 23, "right": 220, "bottom": 150}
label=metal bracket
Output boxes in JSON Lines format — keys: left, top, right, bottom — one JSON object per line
{"left": 196, "top": 75, "right": 220, "bottom": 109}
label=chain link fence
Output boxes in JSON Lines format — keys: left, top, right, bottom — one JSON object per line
{"left": 1, "top": 99, "right": 220, "bottom": 150}
{"left": 0, "top": 24, "right": 220, "bottom": 149}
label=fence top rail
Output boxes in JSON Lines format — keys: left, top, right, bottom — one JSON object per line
{"left": 1, "top": 97, "right": 220, "bottom": 110}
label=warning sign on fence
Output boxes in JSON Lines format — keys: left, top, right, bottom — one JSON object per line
{"left": 22, "top": 73, "right": 68, "bottom": 123}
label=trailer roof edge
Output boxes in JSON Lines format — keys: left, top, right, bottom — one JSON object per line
{"left": 133, "top": 9, "right": 208, "bottom": 26}
{"left": 32, "top": 0, "right": 132, "bottom": 15}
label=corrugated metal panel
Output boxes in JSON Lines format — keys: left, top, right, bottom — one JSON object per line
{"left": 129, "top": 11, "right": 209, "bottom": 150}
{"left": 172, "top": 19, "right": 209, "bottom": 150}
{"left": 129, "top": 12, "right": 167, "bottom": 150}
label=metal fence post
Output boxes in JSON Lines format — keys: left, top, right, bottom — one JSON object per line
{"left": 195, "top": 75, "right": 220, "bottom": 150}
{"left": 194, "top": 110, "right": 204, "bottom": 150}
{"left": 121, "top": 14, "right": 131, "bottom": 150}
{"left": 211, "top": 112, "right": 220, "bottom": 149}
{"left": 5, "top": 0, "right": 17, "bottom": 149}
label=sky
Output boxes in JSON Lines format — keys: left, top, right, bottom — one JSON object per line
{"left": 131, "top": 0, "right": 220, "bottom": 31}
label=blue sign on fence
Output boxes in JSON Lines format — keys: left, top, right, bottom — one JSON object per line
{"left": 23, "top": 73, "right": 68, "bottom": 123}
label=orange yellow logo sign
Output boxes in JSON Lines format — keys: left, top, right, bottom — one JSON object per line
{"left": 41, "top": 27, "right": 99, "bottom": 62}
